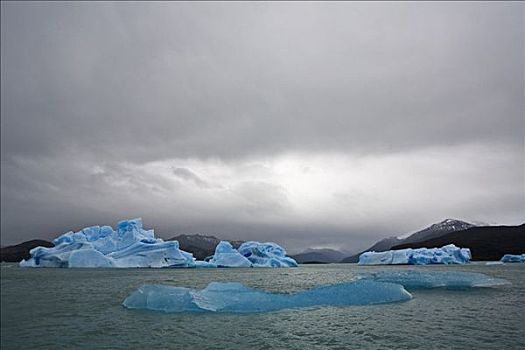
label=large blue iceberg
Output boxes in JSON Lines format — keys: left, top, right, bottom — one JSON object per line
{"left": 358, "top": 244, "right": 471, "bottom": 265}
{"left": 122, "top": 281, "right": 412, "bottom": 313}
{"left": 208, "top": 241, "right": 298, "bottom": 268}
{"left": 20, "top": 219, "right": 195, "bottom": 268}
{"left": 238, "top": 241, "right": 298, "bottom": 267}
{"left": 500, "top": 254, "right": 525, "bottom": 263}
{"left": 357, "top": 271, "right": 509, "bottom": 289}
{"left": 19, "top": 218, "right": 298, "bottom": 268}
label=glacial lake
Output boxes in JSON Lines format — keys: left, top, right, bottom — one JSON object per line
{"left": 1, "top": 263, "right": 524, "bottom": 349}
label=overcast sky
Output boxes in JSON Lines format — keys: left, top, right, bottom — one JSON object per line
{"left": 1, "top": 2, "right": 523, "bottom": 252}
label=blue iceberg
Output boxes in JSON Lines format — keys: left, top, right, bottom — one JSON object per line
{"left": 20, "top": 218, "right": 196, "bottom": 268}
{"left": 357, "top": 271, "right": 509, "bottom": 289}
{"left": 209, "top": 241, "right": 252, "bottom": 267}
{"left": 500, "top": 254, "right": 525, "bottom": 263}
{"left": 207, "top": 241, "right": 298, "bottom": 268}
{"left": 238, "top": 241, "right": 298, "bottom": 267}
{"left": 122, "top": 281, "right": 412, "bottom": 313}
{"left": 358, "top": 244, "right": 471, "bottom": 265}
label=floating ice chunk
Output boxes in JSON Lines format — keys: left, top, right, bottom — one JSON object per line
{"left": 486, "top": 261, "right": 504, "bottom": 265}
{"left": 358, "top": 250, "right": 411, "bottom": 265}
{"left": 500, "top": 254, "right": 525, "bottom": 263}
{"left": 357, "top": 270, "right": 509, "bottom": 289}
{"left": 124, "top": 285, "right": 204, "bottom": 313}
{"left": 209, "top": 241, "right": 252, "bottom": 267}
{"left": 20, "top": 218, "right": 195, "bottom": 268}
{"left": 358, "top": 244, "right": 471, "bottom": 265}
{"left": 123, "top": 281, "right": 412, "bottom": 313}
{"left": 238, "top": 241, "right": 298, "bottom": 267}
{"left": 206, "top": 241, "right": 298, "bottom": 268}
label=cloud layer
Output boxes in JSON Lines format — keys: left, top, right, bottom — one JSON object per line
{"left": 1, "top": 2, "right": 523, "bottom": 250}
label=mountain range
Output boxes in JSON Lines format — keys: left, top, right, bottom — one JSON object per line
{"left": 0, "top": 239, "right": 54, "bottom": 262}
{"left": 1, "top": 219, "right": 523, "bottom": 263}
{"left": 290, "top": 248, "right": 350, "bottom": 264}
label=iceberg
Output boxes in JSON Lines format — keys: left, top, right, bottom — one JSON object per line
{"left": 357, "top": 271, "right": 509, "bottom": 289}
{"left": 20, "top": 218, "right": 196, "bottom": 268}
{"left": 358, "top": 244, "right": 471, "bottom": 265}
{"left": 208, "top": 241, "right": 298, "bottom": 268}
{"left": 209, "top": 241, "right": 252, "bottom": 268}
{"left": 238, "top": 241, "right": 298, "bottom": 267}
{"left": 122, "top": 280, "right": 412, "bottom": 313}
{"left": 500, "top": 254, "right": 525, "bottom": 263}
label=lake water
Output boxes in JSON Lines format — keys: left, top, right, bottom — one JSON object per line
{"left": 1, "top": 263, "right": 524, "bottom": 349}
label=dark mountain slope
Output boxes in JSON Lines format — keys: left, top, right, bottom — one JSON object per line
{"left": 391, "top": 224, "right": 525, "bottom": 261}
{"left": 1, "top": 240, "right": 54, "bottom": 262}
{"left": 291, "top": 248, "right": 347, "bottom": 263}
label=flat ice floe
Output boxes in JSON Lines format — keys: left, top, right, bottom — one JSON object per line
{"left": 500, "top": 254, "right": 525, "bottom": 263}
{"left": 357, "top": 271, "right": 509, "bottom": 289}
{"left": 358, "top": 244, "right": 471, "bottom": 265}
{"left": 122, "top": 281, "right": 412, "bottom": 313}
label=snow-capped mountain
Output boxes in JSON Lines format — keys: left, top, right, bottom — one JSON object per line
{"left": 399, "top": 219, "right": 476, "bottom": 244}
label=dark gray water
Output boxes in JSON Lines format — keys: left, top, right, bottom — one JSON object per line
{"left": 1, "top": 263, "right": 524, "bottom": 349}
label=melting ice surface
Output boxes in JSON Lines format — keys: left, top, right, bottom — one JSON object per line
{"left": 19, "top": 218, "right": 297, "bottom": 268}
{"left": 357, "top": 271, "right": 509, "bottom": 290}
{"left": 500, "top": 254, "right": 525, "bottom": 263}
{"left": 122, "top": 281, "right": 412, "bottom": 313}
{"left": 358, "top": 244, "right": 471, "bottom": 265}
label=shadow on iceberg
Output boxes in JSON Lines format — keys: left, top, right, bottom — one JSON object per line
{"left": 357, "top": 271, "right": 510, "bottom": 290}
{"left": 122, "top": 281, "right": 412, "bottom": 313}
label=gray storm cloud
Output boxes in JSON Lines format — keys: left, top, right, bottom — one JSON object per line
{"left": 172, "top": 167, "right": 213, "bottom": 189}
{"left": 1, "top": 2, "right": 523, "bottom": 251}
